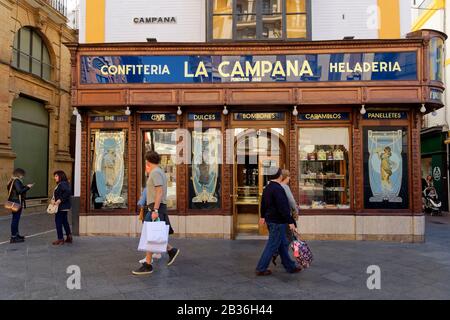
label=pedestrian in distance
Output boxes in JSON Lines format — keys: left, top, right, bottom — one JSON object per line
{"left": 51, "top": 170, "right": 73, "bottom": 245}
{"left": 132, "top": 150, "right": 180, "bottom": 275}
{"left": 7, "top": 168, "right": 33, "bottom": 243}
{"left": 256, "top": 167, "right": 301, "bottom": 276}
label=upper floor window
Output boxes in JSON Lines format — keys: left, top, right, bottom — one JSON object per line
{"left": 209, "top": 0, "right": 309, "bottom": 41}
{"left": 11, "top": 27, "right": 52, "bottom": 81}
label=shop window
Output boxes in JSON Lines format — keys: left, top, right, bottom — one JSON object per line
{"left": 209, "top": 0, "right": 309, "bottom": 41}
{"left": 188, "top": 128, "right": 222, "bottom": 210}
{"left": 298, "top": 128, "right": 350, "bottom": 210}
{"left": 11, "top": 27, "right": 52, "bottom": 81}
{"left": 90, "top": 129, "right": 128, "bottom": 210}
{"left": 143, "top": 130, "right": 177, "bottom": 210}
{"left": 430, "top": 37, "right": 444, "bottom": 82}
{"left": 363, "top": 127, "right": 409, "bottom": 210}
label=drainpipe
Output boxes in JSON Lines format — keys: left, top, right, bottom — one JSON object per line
{"left": 71, "top": 112, "right": 81, "bottom": 236}
{"left": 445, "top": 0, "right": 450, "bottom": 212}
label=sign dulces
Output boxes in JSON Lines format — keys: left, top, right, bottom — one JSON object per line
{"left": 187, "top": 112, "right": 221, "bottom": 121}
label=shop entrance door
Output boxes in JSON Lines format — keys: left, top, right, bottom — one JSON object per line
{"left": 232, "top": 128, "right": 286, "bottom": 237}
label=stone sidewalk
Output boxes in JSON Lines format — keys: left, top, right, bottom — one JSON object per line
{"left": 0, "top": 215, "right": 450, "bottom": 300}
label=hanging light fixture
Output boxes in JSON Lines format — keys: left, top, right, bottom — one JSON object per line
{"left": 125, "top": 106, "right": 131, "bottom": 116}
{"left": 177, "top": 106, "right": 182, "bottom": 116}
{"left": 360, "top": 104, "right": 366, "bottom": 115}
{"left": 223, "top": 105, "right": 228, "bottom": 115}
{"left": 292, "top": 105, "right": 298, "bottom": 116}
{"left": 420, "top": 104, "right": 426, "bottom": 113}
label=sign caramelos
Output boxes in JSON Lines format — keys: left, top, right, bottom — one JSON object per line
{"left": 133, "top": 17, "right": 176, "bottom": 24}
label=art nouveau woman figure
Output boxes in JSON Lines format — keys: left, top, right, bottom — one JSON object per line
{"left": 379, "top": 146, "right": 394, "bottom": 192}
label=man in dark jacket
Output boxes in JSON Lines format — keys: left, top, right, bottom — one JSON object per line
{"left": 256, "top": 168, "right": 300, "bottom": 276}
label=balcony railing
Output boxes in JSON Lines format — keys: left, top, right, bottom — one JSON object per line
{"left": 44, "top": 0, "right": 68, "bottom": 17}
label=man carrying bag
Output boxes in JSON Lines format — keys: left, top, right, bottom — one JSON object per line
{"left": 132, "top": 151, "right": 180, "bottom": 276}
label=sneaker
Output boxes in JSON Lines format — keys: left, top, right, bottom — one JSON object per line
{"left": 16, "top": 234, "right": 25, "bottom": 240}
{"left": 139, "top": 257, "right": 147, "bottom": 264}
{"left": 167, "top": 248, "right": 180, "bottom": 266}
{"left": 10, "top": 236, "right": 24, "bottom": 244}
{"left": 132, "top": 262, "right": 153, "bottom": 275}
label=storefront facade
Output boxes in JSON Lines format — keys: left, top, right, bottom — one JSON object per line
{"left": 67, "top": 29, "right": 445, "bottom": 242}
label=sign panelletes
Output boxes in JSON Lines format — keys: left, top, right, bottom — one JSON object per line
{"left": 363, "top": 112, "right": 408, "bottom": 120}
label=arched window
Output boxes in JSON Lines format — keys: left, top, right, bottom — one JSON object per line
{"left": 11, "top": 27, "right": 52, "bottom": 81}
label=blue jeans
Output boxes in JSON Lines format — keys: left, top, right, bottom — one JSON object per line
{"left": 11, "top": 209, "right": 22, "bottom": 237}
{"left": 256, "top": 223, "right": 296, "bottom": 273}
{"left": 55, "top": 210, "right": 71, "bottom": 240}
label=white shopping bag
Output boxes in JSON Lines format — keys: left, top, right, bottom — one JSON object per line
{"left": 137, "top": 222, "right": 169, "bottom": 253}
{"left": 145, "top": 221, "right": 169, "bottom": 244}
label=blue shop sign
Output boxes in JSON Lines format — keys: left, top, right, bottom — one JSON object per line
{"left": 187, "top": 112, "right": 221, "bottom": 121}
{"left": 298, "top": 112, "right": 350, "bottom": 121}
{"left": 363, "top": 112, "right": 408, "bottom": 120}
{"left": 80, "top": 52, "right": 417, "bottom": 84}
{"left": 140, "top": 113, "right": 177, "bottom": 122}
{"left": 233, "top": 112, "right": 285, "bottom": 121}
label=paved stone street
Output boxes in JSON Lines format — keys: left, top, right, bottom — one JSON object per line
{"left": 0, "top": 212, "right": 450, "bottom": 300}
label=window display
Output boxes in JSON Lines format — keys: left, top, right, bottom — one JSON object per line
{"left": 363, "top": 127, "right": 408, "bottom": 209}
{"left": 189, "top": 128, "right": 222, "bottom": 209}
{"left": 90, "top": 129, "right": 128, "bottom": 210}
{"left": 143, "top": 130, "right": 177, "bottom": 209}
{"left": 298, "top": 128, "right": 350, "bottom": 209}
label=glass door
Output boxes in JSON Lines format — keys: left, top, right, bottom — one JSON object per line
{"left": 233, "top": 128, "right": 285, "bottom": 237}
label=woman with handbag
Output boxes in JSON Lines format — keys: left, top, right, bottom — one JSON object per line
{"left": 51, "top": 170, "right": 72, "bottom": 245}
{"left": 6, "top": 168, "right": 33, "bottom": 243}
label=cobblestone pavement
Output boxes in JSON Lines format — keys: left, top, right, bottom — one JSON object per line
{"left": 0, "top": 213, "right": 450, "bottom": 300}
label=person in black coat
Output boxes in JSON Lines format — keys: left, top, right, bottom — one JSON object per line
{"left": 51, "top": 170, "right": 72, "bottom": 245}
{"left": 255, "top": 168, "right": 301, "bottom": 276}
{"left": 7, "top": 168, "right": 34, "bottom": 243}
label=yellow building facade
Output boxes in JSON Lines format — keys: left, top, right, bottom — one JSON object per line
{"left": 0, "top": 0, "right": 76, "bottom": 212}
